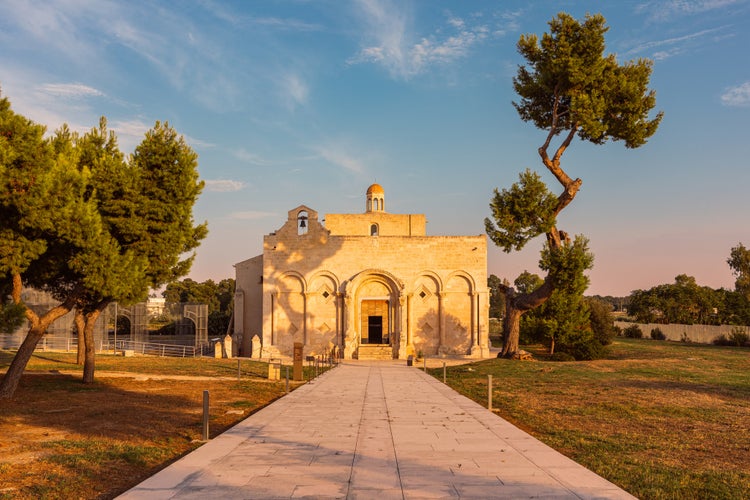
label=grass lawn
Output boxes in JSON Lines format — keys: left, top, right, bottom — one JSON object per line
{"left": 432, "top": 338, "right": 750, "bottom": 500}
{"left": 0, "top": 351, "right": 302, "bottom": 499}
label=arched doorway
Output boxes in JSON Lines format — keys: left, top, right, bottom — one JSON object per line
{"left": 344, "top": 270, "right": 403, "bottom": 359}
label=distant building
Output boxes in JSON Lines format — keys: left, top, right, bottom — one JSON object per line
{"left": 146, "top": 297, "right": 166, "bottom": 317}
{"left": 234, "top": 184, "right": 490, "bottom": 360}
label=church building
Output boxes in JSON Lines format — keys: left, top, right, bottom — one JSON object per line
{"left": 234, "top": 184, "right": 490, "bottom": 360}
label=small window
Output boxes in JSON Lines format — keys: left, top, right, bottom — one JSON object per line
{"left": 370, "top": 224, "right": 379, "bottom": 236}
{"left": 297, "top": 210, "right": 308, "bottom": 235}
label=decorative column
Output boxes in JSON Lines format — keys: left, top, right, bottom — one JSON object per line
{"left": 343, "top": 294, "right": 357, "bottom": 359}
{"left": 336, "top": 292, "right": 343, "bottom": 357}
{"left": 303, "top": 292, "right": 314, "bottom": 346}
{"left": 470, "top": 291, "right": 481, "bottom": 357}
{"left": 271, "top": 291, "right": 279, "bottom": 346}
{"left": 398, "top": 293, "right": 407, "bottom": 358}
{"left": 438, "top": 292, "right": 448, "bottom": 355}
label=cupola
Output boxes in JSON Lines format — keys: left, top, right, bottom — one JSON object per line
{"left": 366, "top": 183, "right": 385, "bottom": 213}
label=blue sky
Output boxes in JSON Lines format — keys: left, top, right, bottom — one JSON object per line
{"left": 1, "top": 0, "right": 748, "bottom": 296}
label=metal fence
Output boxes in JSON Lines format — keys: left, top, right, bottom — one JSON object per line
{"left": 102, "top": 339, "right": 209, "bottom": 358}
{"left": 0, "top": 335, "right": 208, "bottom": 358}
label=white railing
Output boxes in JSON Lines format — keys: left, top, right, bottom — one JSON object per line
{"left": 103, "top": 339, "right": 206, "bottom": 358}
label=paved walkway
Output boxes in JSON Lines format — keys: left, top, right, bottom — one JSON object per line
{"left": 119, "top": 361, "right": 634, "bottom": 499}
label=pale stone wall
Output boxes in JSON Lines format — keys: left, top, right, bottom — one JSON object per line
{"left": 234, "top": 194, "right": 491, "bottom": 361}
{"left": 615, "top": 321, "right": 747, "bottom": 344}
{"left": 325, "top": 212, "right": 426, "bottom": 236}
{"left": 235, "top": 254, "right": 263, "bottom": 356}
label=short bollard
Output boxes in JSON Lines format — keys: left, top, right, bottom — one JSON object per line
{"left": 237, "top": 358, "right": 241, "bottom": 381}
{"left": 487, "top": 375, "right": 493, "bottom": 411}
{"left": 443, "top": 362, "right": 446, "bottom": 383}
{"left": 423, "top": 357, "right": 427, "bottom": 372}
{"left": 202, "top": 390, "right": 210, "bottom": 440}
{"left": 285, "top": 366, "right": 290, "bottom": 393}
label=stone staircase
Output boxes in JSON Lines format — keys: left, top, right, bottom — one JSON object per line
{"left": 358, "top": 344, "right": 394, "bottom": 360}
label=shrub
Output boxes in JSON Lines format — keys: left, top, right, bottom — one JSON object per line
{"left": 550, "top": 352, "right": 575, "bottom": 362}
{"left": 623, "top": 324, "right": 643, "bottom": 339}
{"left": 650, "top": 327, "right": 666, "bottom": 340}
{"left": 713, "top": 334, "right": 731, "bottom": 346}
{"left": 729, "top": 326, "right": 749, "bottom": 346}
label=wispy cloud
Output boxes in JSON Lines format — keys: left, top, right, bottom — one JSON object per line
{"left": 229, "top": 210, "right": 277, "bottom": 220}
{"left": 199, "top": 0, "right": 322, "bottom": 31}
{"left": 37, "top": 83, "right": 104, "bottom": 99}
{"left": 636, "top": 0, "right": 743, "bottom": 22}
{"left": 234, "top": 149, "right": 274, "bottom": 166}
{"left": 204, "top": 179, "right": 247, "bottom": 192}
{"left": 721, "top": 82, "right": 750, "bottom": 106}
{"left": 625, "top": 27, "right": 730, "bottom": 60}
{"left": 111, "top": 119, "right": 151, "bottom": 139}
{"left": 314, "top": 144, "right": 366, "bottom": 173}
{"left": 349, "top": 0, "right": 491, "bottom": 79}
{"left": 281, "top": 73, "right": 309, "bottom": 111}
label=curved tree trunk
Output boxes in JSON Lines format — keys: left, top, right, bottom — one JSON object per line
{"left": 498, "top": 275, "right": 558, "bottom": 359}
{"left": 0, "top": 274, "right": 76, "bottom": 399}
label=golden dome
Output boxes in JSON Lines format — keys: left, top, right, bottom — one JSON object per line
{"left": 366, "top": 183, "right": 384, "bottom": 195}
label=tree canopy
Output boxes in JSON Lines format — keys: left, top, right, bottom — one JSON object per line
{"left": 728, "top": 243, "right": 750, "bottom": 300}
{"left": 0, "top": 93, "right": 206, "bottom": 398}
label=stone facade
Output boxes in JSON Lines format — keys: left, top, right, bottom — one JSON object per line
{"left": 234, "top": 184, "right": 490, "bottom": 360}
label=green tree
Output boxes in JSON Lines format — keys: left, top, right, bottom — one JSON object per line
{"left": 485, "top": 12, "right": 661, "bottom": 358}
{"left": 728, "top": 243, "right": 750, "bottom": 300}
{"left": 0, "top": 107, "right": 206, "bottom": 397}
{"left": 517, "top": 244, "right": 608, "bottom": 360}
{"left": 0, "top": 95, "right": 107, "bottom": 397}
{"left": 585, "top": 297, "right": 616, "bottom": 347}
{"left": 163, "top": 278, "right": 235, "bottom": 335}
{"left": 72, "top": 120, "right": 206, "bottom": 383}
{"left": 487, "top": 274, "right": 506, "bottom": 319}
{"left": 628, "top": 275, "right": 720, "bottom": 325}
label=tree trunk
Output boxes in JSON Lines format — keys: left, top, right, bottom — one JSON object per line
{"left": 75, "top": 309, "right": 85, "bottom": 365}
{"left": 0, "top": 274, "right": 77, "bottom": 399}
{"left": 500, "top": 304, "right": 522, "bottom": 357}
{"left": 0, "top": 324, "right": 47, "bottom": 399}
{"left": 549, "top": 336, "right": 555, "bottom": 355}
{"left": 498, "top": 278, "right": 557, "bottom": 359}
{"left": 82, "top": 307, "right": 104, "bottom": 384}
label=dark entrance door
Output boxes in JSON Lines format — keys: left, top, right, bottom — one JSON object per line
{"left": 368, "top": 316, "right": 383, "bottom": 344}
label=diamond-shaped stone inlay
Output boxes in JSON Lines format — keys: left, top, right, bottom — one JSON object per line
{"left": 416, "top": 285, "right": 432, "bottom": 301}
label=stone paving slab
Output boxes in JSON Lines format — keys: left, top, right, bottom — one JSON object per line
{"left": 119, "top": 361, "right": 635, "bottom": 499}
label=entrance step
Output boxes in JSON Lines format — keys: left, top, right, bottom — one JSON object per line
{"left": 358, "top": 344, "right": 393, "bottom": 360}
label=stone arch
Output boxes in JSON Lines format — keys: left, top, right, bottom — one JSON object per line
{"left": 411, "top": 271, "right": 443, "bottom": 356}
{"left": 414, "top": 270, "right": 443, "bottom": 293}
{"left": 344, "top": 269, "right": 404, "bottom": 358}
{"left": 307, "top": 271, "right": 341, "bottom": 354}
{"left": 446, "top": 270, "right": 476, "bottom": 293}
{"left": 274, "top": 271, "right": 306, "bottom": 351}
{"left": 443, "top": 271, "right": 476, "bottom": 354}
{"left": 276, "top": 271, "right": 306, "bottom": 294}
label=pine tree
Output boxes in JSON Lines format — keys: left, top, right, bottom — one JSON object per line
{"left": 485, "top": 13, "right": 661, "bottom": 358}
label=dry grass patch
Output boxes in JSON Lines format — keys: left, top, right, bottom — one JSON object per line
{"left": 0, "top": 352, "right": 292, "bottom": 499}
{"left": 437, "top": 339, "right": 750, "bottom": 499}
